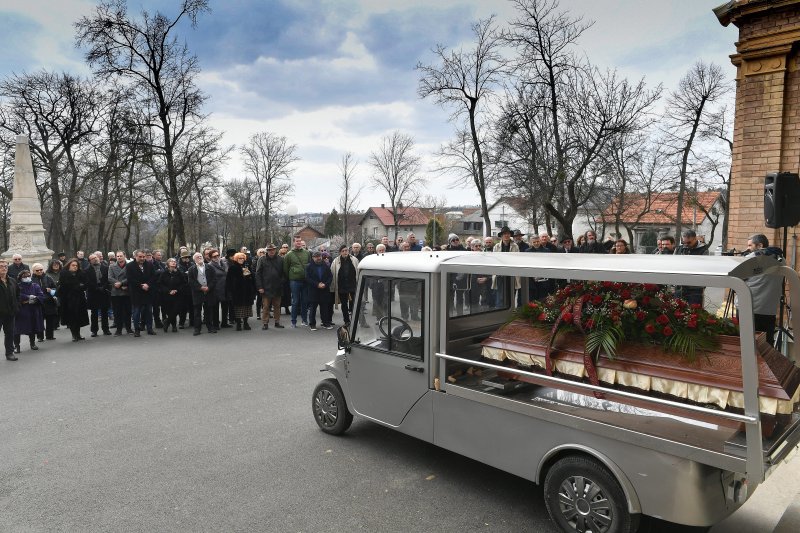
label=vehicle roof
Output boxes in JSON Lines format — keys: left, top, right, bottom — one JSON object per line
{"left": 358, "top": 251, "right": 782, "bottom": 280}
{"left": 358, "top": 251, "right": 472, "bottom": 273}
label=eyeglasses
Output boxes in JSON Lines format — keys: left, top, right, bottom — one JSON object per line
{"left": 34, "top": 269, "right": 44, "bottom": 272}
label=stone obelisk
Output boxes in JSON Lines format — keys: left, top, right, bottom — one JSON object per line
{"left": 1, "top": 135, "right": 54, "bottom": 265}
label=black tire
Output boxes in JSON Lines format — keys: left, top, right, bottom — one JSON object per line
{"left": 544, "top": 455, "right": 639, "bottom": 533}
{"left": 312, "top": 378, "right": 353, "bottom": 435}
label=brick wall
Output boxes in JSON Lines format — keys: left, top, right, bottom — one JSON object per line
{"left": 726, "top": 3, "right": 800, "bottom": 258}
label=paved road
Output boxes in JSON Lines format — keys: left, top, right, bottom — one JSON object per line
{"left": 0, "top": 326, "right": 796, "bottom": 532}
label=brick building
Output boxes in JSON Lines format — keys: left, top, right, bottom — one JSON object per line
{"left": 716, "top": 0, "right": 800, "bottom": 258}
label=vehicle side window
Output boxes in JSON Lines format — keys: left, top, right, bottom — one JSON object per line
{"left": 353, "top": 276, "right": 424, "bottom": 360}
{"left": 448, "top": 273, "right": 511, "bottom": 317}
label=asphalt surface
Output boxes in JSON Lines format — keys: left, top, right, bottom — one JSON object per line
{"left": 0, "top": 323, "right": 797, "bottom": 532}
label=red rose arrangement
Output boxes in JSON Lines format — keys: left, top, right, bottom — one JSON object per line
{"left": 518, "top": 281, "right": 738, "bottom": 361}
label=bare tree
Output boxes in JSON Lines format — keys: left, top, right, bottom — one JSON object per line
{"left": 501, "top": 0, "right": 661, "bottom": 237}
{"left": 663, "top": 61, "right": 728, "bottom": 238}
{"left": 338, "top": 152, "right": 361, "bottom": 245}
{"left": 240, "top": 132, "right": 297, "bottom": 241}
{"left": 418, "top": 16, "right": 504, "bottom": 237}
{"left": 368, "top": 131, "right": 425, "bottom": 240}
{"left": 75, "top": 0, "right": 210, "bottom": 248}
{"left": 222, "top": 177, "right": 260, "bottom": 247}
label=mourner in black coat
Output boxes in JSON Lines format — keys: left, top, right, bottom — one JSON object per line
{"left": 32, "top": 264, "right": 58, "bottom": 341}
{"left": 125, "top": 251, "right": 157, "bottom": 336}
{"left": 158, "top": 259, "right": 188, "bottom": 332}
{"left": 58, "top": 259, "right": 90, "bottom": 341}
{"left": 187, "top": 253, "right": 217, "bottom": 335}
{"left": 85, "top": 255, "right": 112, "bottom": 336}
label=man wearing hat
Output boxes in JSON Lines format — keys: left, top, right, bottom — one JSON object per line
{"left": 559, "top": 236, "right": 578, "bottom": 253}
{"left": 493, "top": 226, "right": 519, "bottom": 252}
{"left": 445, "top": 234, "right": 466, "bottom": 251}
{"left": 513, "top": 230, "right": 529, "bottom": 252}
{"left": 255, "top": 243, "right": 285, "bottom": 329}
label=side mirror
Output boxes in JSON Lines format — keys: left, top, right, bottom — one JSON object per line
{"left": 337, "top": 325, "right": 351, "bottom": 350}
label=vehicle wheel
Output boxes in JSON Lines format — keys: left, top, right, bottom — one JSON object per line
{"left": 544, "top": 455, "right": 639, "bottom": 533}
{"left": 312, "top": 378, "right": 353, "bottom": 435}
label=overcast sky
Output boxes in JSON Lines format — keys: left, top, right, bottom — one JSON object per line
{"left": 0, "top": 0, "right": 738, "bottom": 213}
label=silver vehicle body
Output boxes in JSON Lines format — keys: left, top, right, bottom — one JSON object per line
{"left": 322, "top": 251, "right": 800, "bottom": 527}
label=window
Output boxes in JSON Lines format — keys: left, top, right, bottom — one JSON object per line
{"left": 463, "top": 222, "right": 470, "bottom": 231}
{"left": 474, "top": 222, "right": 482, "bottom": 231}
{"left": 448, "top": 273, "right": 512, "bottom": 317}
{"left": 494, "top": 220, "right": 508, "bottom": 228}
{"left": 373, "top": 227, "right": 378, "bottom": 238}
{"left": 352, "top": 277, "right": 425, "bottom": 359}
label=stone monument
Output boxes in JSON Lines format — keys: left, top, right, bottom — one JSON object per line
{"left": 1, "top": 135, "right": 54, "bottom": 265}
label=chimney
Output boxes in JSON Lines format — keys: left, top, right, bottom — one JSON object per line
{"left": 381, "top": 203, "right": 385, "bottom": 208}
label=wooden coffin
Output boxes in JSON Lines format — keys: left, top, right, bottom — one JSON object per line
{"left": 481, "top": 320, "right": 800, "bottom": 422}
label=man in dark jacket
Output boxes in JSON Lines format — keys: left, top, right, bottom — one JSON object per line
{"left": 150, "top": 249, "right": 166, "bottom": 328}
{"left": 674, "top": 229, "right": 710, "bottom": 306}
{"left": 126, "top": 249, "right": 157, "bottom": 337}
{"left": 330, "top": 245, "right": 358, "bottom": 327}
{"left": 0, "top": 260, "right": 20, "bottom": 360}
{"left": 85, "top": 252, "right": 112, "bottom": 337}
{"left": 8, "top": 254, "right": 30, "bottom": 281}
{"left": 305, "top": 251, "right": 332, "bottom": 331}
{"left": 187, "top": 252, "right": 217, "bottom": 335}
{"left": 578, "top": 230, "right": 606, "bottom": 254}
{"left": 255, "top": 244, "right": 285, "bottom": 330}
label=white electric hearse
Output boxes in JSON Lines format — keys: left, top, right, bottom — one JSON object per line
{"left": 311, "top": 251, "right": 800, "bottom": 533}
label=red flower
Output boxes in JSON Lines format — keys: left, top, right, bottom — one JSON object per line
{"left": 707, "top": 318, "right": 717, "bottom": 325}
{"left": 687, "top": 320, "right": 697, "bottom": 329}
{"left": 674, "top": 310, "right": 684, "bottom": 319}
{"left": 662, "top": 326, "right": 673, "bottom": 336}
{"left": 636, "top": 311, "right": 647, "bottom": 321}
{"left": 732, "top": 317, "right": 739, "bottom": 325}
{"left": 690, "top": 303, "right": 702, "bottom": 310}
{"left": 676, "top": 299, "right": 687, "bottom": 309}
{"left": 592, "top": 295, "right": 603, "bottom": 305}
{"left": 642, "top": 295, "right": 651, "bottom": 306}
{"left": 585, "top": 319, "right": 595, "bottom": 329}
{"left": 602, "top": 281, "right": 614, "bottom": 288}
{"left": 528, "top": 302, "right": 538, "bottom": 309}
{"left": 537, "top": 312, "right": 547, "bottom": 321}
{"left": 644, "top": 284, "right": 658, "bottom": 292}
{"left": 645, "top": 324, "right": 656, "bottom": 334}
{"left": 656, "top": 314, "right": 670, "bottom": 325}
{"left": 562, "top": 312, "right": 574, "bottom": 323}
{"left": 620, "top": 289, "right": 631, "bottom": 300}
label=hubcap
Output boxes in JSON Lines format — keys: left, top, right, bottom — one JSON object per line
{"left": 314, "top": 389, "right": 338, "bottom": 427}
{"left": 557, "top": 475, "right": 612, "bottom": 533}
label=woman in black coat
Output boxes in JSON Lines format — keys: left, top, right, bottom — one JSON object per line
{"left": 225, "top": 252, "right": 256, "bottom": 331}
{"left": 32, "top": 262, "right": 58, "bottom": 341}
{"left": 158, "top": 258, "right": 187, "bottom": 333}
{"left": 58, "top": 259, "right": 90, "bottom": 341}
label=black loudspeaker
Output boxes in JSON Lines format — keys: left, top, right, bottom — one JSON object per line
{"left": 764, "top": 172, "right": 800, "bottom": 228}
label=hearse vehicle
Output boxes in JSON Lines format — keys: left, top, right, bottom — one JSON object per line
{"left": 312, "top": 251, "right": 800, "bottom": 532}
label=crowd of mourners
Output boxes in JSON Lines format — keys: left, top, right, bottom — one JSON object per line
{"left": 0, "top": 224, "right": 711, "bottom": 363}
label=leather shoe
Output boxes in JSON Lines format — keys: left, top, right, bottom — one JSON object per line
{"left": 114, "top": 331, "right": 122, "bottom": 337}
{"left": 6, "top": 354, "right": 17, "bottom": 361}
{"left": 103, "top": 330, "right": 112, "bottom": 336}
{"left": 133, "top": 331, "right": 141, "bottom": 338}
{"left": 30, "top": 345, "right": 38, "bottom": 351}
{"left": 147, "top": 330, "right": 157, "bottom": 336}
{"left": 193, "top": 330, "right": 201, "bottom": 336}
{"left": 90, "top": 332, "right": 98, "bottom": 338}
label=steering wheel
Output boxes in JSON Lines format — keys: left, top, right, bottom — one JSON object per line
{"left": 378, "top": 316, "right": 414, "bottom": 342}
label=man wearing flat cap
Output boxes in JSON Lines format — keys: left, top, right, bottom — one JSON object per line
{"left": 559, "top": 236, "right": 578, "bottom": 253}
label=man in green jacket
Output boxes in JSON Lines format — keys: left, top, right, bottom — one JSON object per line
{"left": 283, "top": 237, "right": 311, "bottom": 328}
